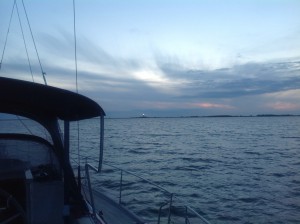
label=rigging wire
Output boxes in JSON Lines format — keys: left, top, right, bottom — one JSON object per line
{"left": 1, "top": 1, "right": 34, "bottom": 133}
{"left": 15, "top": 1, "right": 34, "bottom": 135}
{"left": 21, "top": 0, "right": 47, "bottom": 85}
{"left": 15, "top": 1, "right": 34, "bottom": 82}
{"left": 73, "top": 0, "right": 79, "bottom": 93}
{"left": 73, "top": 0, "right": 81, "bottom": 166}
{"left": 0, "top": 0, "right": 16, "bottom": 71}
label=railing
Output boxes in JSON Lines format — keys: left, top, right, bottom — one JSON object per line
{"left": 184, "top": 206, "right": 211, "bottom": 224}
{"left": 84, "top": 163, "right": 98, "bottom": 216}
{"left": 83, "top": 160, "right": 211, "bottom": 224}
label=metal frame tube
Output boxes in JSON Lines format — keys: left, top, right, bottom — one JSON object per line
{"left": 64, "top": 120, "right": 70, "bottom": 162}
{"left": 85, "top": 164, "right": 96, "bottom": 215}
{"left": 98, "top": 116, "right": 104, "bottom": 172}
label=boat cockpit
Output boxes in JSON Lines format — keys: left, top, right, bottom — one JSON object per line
{"left": 0, "top": 133, "right": 63, "bottom": 224}
{"left": 0, "top": 77, "right": 105, "bottom": 224}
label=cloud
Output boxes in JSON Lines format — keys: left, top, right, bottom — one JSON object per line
{"left": 137, "top": 101, "right": 234, "bottom": 111}
{"left": 267, "top": 102, "right": 300, "bottom": 111}
{"left": 2, "top": 28, "right": 300, "bottom": 116}
{"left": 157, "top": 59, "right": 300, "bottom": 100}
{"left": 38, "top": 32, "right": 141, "bottom": 72}
{"left": 264, "top": 89, "right": 300, "bottom": 100}
{"left": 188, "top": 102, "right": 234, "bottom": 109}
{"left": 261, "top": 89, "right": 300, "bottom": 112}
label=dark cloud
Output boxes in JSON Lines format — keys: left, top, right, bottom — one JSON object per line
{"left": 158, "top": 59, "right": 300, "bottom": 99}
{"left": 191, "top": 76, "right": 300, "bottom": 99}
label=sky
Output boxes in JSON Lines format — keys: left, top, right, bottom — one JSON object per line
{"left": 0, "top": 0, "right": 300, "bottom": 117}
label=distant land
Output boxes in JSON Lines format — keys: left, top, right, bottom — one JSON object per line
{"left": 124, "top": 114, "right": 300, "bottom": 119}
{"left": 1, "top": 113, "right": 299, "bottom": 120}
{"left": 106, "top": 108, "right": 300, "bottom": 119}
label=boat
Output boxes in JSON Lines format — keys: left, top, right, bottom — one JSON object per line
{"left": 0, "top": 75, "right": 212, "bottom": 224}
{"left": 0, "top": 2, "right": 211, "bottom": 224}
{"left": 0, "top": 76, "right": 147, "bottom": 224}
{"left": 0, "top": 76, "right": 98, "bottom": 223}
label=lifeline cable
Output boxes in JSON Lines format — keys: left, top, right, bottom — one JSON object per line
{"left": 21, "top": 0, "right": 47, "bottom": 85}
{"left": 0, "top": 0, "right": 16, "bottom": 70}
{"left": 73, "top": 0, "right": 81, "bottom": 166}
{"left": 15, "top": 2, "right": 34, "bottom": 82}
{"left": 73, "top": 0, "right": 78, "bottom": 93}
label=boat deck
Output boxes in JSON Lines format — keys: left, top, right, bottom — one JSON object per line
{"left": 84, "top": 187, "right": 145, "bottom": 224}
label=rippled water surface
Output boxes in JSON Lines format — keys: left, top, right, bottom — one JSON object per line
{"left": 85, "top": 116, "right": 299, "bottom": 224}
{"left": 3, "top": 116, "right": 299, "bottom": 223}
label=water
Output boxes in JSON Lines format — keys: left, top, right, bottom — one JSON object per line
{"left": 77, "top": 116, "right": 300, "bottom": 224}
{"left": 1, "top": 116, "right": 300, "bottom": 223}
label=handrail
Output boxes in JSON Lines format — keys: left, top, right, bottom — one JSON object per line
{"left": 95, "top": 162, "right": 173, "bottom": 223}
{"left": 157, "top": 201, "right": 170, "bottom": 224}
{"left": 102, "top": 162, "right": 172, "bottom": 196}
{"left": 184, "top": 206, "right": 211, "bottom": 224}
{"left": 167, "top": 193, "right": 173, "bottom": 224}
{"left": 82, "top": 160, "right": 211, "bottom": 224}
{"left": 84, "top": 163, "right": 98, "bottom": 216}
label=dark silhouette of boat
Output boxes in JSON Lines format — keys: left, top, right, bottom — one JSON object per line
{"left": 0, "top": 77, "right": 144, "bottom": 224}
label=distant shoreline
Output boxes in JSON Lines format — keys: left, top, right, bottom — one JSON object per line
{"left": 1, "top": 114, "right": 299, "bottom": 120}
{"left": 108, "top": 114, "right": 300, "bottom": 119}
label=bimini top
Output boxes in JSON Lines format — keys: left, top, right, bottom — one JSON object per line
{"left": 0, "top": 77, "right": 105, "bottom": 121}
